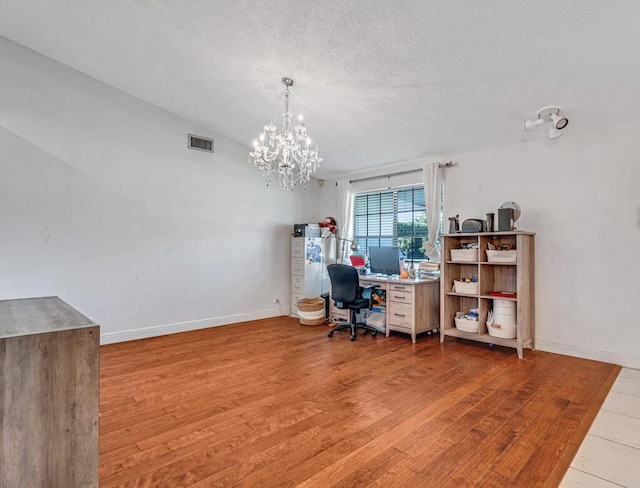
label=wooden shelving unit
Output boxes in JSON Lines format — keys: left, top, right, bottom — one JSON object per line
{"left": 440, "top": 231, "right": 535, "bottom": 358}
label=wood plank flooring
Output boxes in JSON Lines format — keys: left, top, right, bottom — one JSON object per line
{"left": 99, "top": 316, "right": 620, "bottom": 487}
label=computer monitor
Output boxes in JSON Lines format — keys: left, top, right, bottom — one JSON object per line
{"left": 368, "top": 246, "right": 402, "bottom": 276}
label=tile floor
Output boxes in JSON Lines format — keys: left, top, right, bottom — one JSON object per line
{"left": 560, "top": 368, "right": 640, "bottom": 487}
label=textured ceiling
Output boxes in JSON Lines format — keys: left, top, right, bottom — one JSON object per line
{"left": 2, "top": 0, "right": 640, "bottom": 179}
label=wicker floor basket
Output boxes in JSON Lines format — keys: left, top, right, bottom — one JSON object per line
{"left": 297, "top": 297, "right": 326, "bottom": 326}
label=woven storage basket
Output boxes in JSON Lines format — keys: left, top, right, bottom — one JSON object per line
{"left": 454, "top": 316, "right": 478, "bottom": 333}
{"left": 486, "top": 321, "right": 517, "bottom": 339}
{"left": 450, "top": 249, "right": 478, "bottom": 262}
{"left": 486, "top": 250, "right": 517, "bottom": 263}
{"left": 453, "top": 280, "right": 478, "bottom": 294}
{"left": 297, "top": 297, "right": 326, "bottom": 326}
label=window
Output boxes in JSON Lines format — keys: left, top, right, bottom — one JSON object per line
{"left": 353, "top": 186, "right": 429, "bottom": 261}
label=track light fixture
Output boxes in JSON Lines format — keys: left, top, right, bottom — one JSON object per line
{"left": 524, "top": 105, "right": 569, "bottom": 139}
{"left": 550, "top": 112, "right": 569, "bottom": 130}
{"left": 523, "top": 118, "right": 544, "bottom": 131}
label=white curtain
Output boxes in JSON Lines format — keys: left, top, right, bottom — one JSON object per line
{"left": 337, "top": 179, "right": 354, "bottom": 263}
{"left": 423, "top": 162, "right": 442, "bottom": 262}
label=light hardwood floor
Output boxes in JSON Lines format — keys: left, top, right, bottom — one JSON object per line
{"left": 99, "top": 316, "right": 619, "bottom": 487}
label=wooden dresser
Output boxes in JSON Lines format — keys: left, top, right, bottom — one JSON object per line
{"left": 0, "top": 296, "right": 99, "bottom": 487}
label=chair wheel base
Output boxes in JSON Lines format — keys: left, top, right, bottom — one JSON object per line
{"left": 350, "top": 335, "right": 356, "bottom": 341}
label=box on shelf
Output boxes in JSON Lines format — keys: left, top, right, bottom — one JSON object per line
{"left": 486, "top": 250, "right": 517, "bottom": 263}
{"left": 453, "top": 280, "right": 478, "bottom": 294}
{"left": 450, "top": 249, "right": 478, "bottom": 262}
{"left": 487, "top": 321, "right": 516, "bottom": 339}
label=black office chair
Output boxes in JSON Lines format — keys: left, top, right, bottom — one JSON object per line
{"left": 327, "top": 264, "right": 380, "bottom": 341}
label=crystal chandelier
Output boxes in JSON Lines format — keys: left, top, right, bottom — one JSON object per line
{"left": 249, "top": 77, "right": 322, "bottom": 190}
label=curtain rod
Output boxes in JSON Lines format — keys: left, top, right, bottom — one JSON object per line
{"left": 348, "top": 161, "right": 453, "bottom": 184}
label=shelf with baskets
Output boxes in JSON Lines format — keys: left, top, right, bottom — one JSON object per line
{"left": 440, "top": 231, "right": 535, "bottom": 359}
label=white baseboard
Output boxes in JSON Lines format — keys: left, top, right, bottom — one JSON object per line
{"left": 100, "top": 308, "right": 284, "bottom": 345}
{"left": 536, "top": 340, "right": 640, "bottom": 369}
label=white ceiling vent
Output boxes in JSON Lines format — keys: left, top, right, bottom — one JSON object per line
{"left": 188, "top": 134, "right": 214, "bottom": 153}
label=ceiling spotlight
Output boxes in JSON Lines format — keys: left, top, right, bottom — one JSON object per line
{"left": 524, "top": 118, "right": 544, "bottom": 132}
{"left": 550, "top": 112, "right": 569, "bottom": 130}
{"left": 524, "top": 105, "right": 569, "bottom": 139}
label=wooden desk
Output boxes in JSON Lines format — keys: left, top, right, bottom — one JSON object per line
{"left": 330, "top": 275, "right": 440, "bottom": 343}
{"left": 0, "top": 297, "right": 99, "bottom": 487}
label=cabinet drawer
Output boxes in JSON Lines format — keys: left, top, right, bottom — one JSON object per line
{"left": 291, "top": 238, "right": 304, "bottom": 258}
{"left": 291, "top": 258, "right": 304, "bottom": 275}
{"left": 388, "top": 290, "right": 414, "bottom": 304}
{"left": 291, "top": 275, "right": 304, "bottom": 294}
{"left": 388, "top": 302, "right": 413, "bottom": 328}
{"left": 290, "top": 293, "right": 304, "bottom": 316}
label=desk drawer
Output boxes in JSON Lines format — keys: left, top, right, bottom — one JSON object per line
{"left": 389, "top": 283, "right": 414, "bottom": 295}
{"left": 388, "top": 290, "right": 414, "bottom": 304}
{"left": 388, "top": 302, "right": 413, "bottom": 328}
{"left": 360, "top": 280, "right": 378, "bottom": 288}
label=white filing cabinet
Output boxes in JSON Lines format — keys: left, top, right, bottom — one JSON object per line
{"left": 290, "top": 236, "right": 336, "bottom": 316}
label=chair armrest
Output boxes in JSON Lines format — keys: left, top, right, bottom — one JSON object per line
{"left": 359, "top": 284, "right": 380, "bottom": 297}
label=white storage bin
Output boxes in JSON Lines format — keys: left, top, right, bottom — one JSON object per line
{"left": 455, "top": 316, "right": 478, "bottom": 333}
{"left": 493, "top": 300, "right": 516, "bottom": 325}
{"left": 492, "top": 313, "right": 516, "bottom": 326}
{"left": 453, "top": 280, "right": 478, "bottom": 294}
{"left": 487, "top": 321, "right": 516, "bottom": 339}
{"left": 486, "top": 250, "right": 517, "bottom": 263}
{"left": 493, "top": 299, "right": 516, "bottom": 309}
{"left": 450, "top": 249, "right": 478, "bottom": 262}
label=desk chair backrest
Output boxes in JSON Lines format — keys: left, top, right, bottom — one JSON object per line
{"left": 327, "top": 264, "right": 360, "bottom": 303}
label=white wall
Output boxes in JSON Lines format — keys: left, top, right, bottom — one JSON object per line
{"left": 4, "top": 35, "right": 638, "bottom": 367}
{"left": 0, "top": 37, "right": 322, "bottom": 343}
{"left": 446, "top": 123, "right": 640, "bottom": 368}
{"left": 320, "top": 124, "right": 640, "bottom": 368}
